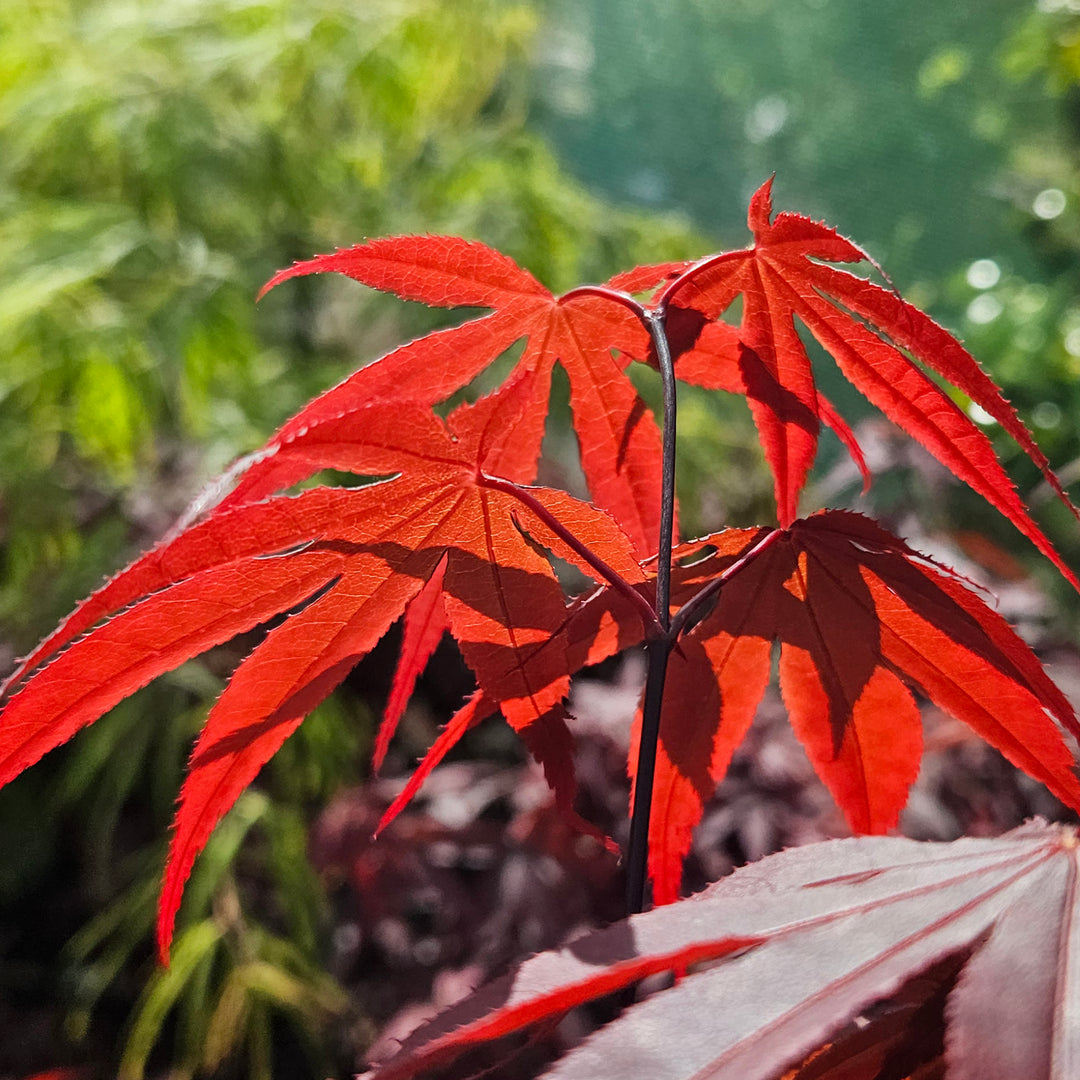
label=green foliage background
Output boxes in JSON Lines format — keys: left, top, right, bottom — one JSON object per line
{"left": 2, "top": 0, "right": 1080, "bottom": 1076}
{"left": 533, "top": 0, "right": 1080, "bottom": 573}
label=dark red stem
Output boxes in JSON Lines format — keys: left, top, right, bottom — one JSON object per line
{"left": 625, "top": 307, "right": 678, "bottom": 915}
{"left": 558, "top": 284, "right": 649, "bottom": 320}
{"left": 479, "top": 473, "right": 663, "bottom": 638}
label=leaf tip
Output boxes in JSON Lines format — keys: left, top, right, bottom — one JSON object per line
{"left": 748, "top": 175, "right": 776, "bottom": 235}
{"left": 154, "top": 904, "right": 177, "bottom": 969}
{"left": 256, "top": 265, "right": 299, "bottom": 301}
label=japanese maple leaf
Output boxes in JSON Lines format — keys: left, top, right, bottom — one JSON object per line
{"left": 609, "top": 267, "right": 874, "bottom": 491}
{"left": 648, "top": 511, "right": 1080, "bottom": 900}
{"left": 365, "top": 820, "right": 1080, "bottom": 1080}
{"left": 659, "top": 179, "right": 1080, "bottom": 588}
{"left": 0, "top": 377, "right": 643, "bottom": 961}
{"left": 512, "top": 510, "right": 1080, "bottom": 905}
{"left": 238, "top": 234, "right": 668, "bottom": 555}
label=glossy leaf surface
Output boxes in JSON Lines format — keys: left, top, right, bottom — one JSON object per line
{"left": 368, "top": 821, "right": 1080, "bottom": 1080}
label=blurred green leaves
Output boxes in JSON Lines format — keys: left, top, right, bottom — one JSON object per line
{"left": 66, "top": 792, "right": 350, "bottom": 1080}
{"left": 530, "top": 0, "right": 1080, "bottom": 604}
{"left": 0, "top": 0, "right": 700, "bottom": 643}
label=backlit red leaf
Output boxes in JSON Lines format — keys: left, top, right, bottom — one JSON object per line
{"left": 373, "top": 554, "right": 450, "bottom": 773}
{"left": 253, "top": 235, "right": 667, "bottom": 554}
{"left": 671, "top": 329, "right": 871, "bottom": 494}
{"left": 689, "top": 512, "right": 1080, "bottom": 827}
{"left": 375, "top": 691, "right": 493, "bottom": 836}
{"left": 662, "top": 179, "right": 1079, "bottom": 586}
{"left": 0, "top": 382, "right": 641, "bottom": 961}
{"left": 552, "top": 511, "right": 1080, "bottom": 905}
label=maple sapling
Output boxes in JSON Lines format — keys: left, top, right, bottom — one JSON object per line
{"left": 1, "top": 177, "right": 1079, "bottom": 1026}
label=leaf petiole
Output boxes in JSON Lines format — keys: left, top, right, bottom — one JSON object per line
{"left": 479, "top": 473, "right": 663, "bottom": 637}
{"left": 670, "top": 526, "right": 784, "bottom": 640}
{"left": 558, "top": 283, "right": 649, "bottom": 319}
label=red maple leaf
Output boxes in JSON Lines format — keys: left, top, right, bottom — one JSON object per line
{"left": 0, "top": 375, "right": 643, "bottom": 960}
{"left": 658, "top": 178, "right": 1079, "bottom": 588}
{"left": 610, "top": 264, "right": 874, "bottom": 492}
{"left": 501, "top": 510, "right": 1080, "bottom": 906}
{"left": 368, "top": 508, "right": 1080, "bottom": 911}
{"left": 237, "top": 234, "right": 669, "bottom": 556}
{"left": 647, "top": 511, "right": 1080, "bottom": 901}
{"left": 364, "top": 820, "right": 1080, "bottom": 1080}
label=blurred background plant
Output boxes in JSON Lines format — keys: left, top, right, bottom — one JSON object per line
{"left": 3, "top": 0, "right": 1080, "bottom": 1076}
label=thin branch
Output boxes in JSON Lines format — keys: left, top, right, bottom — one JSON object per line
{"left": 646, "top": 308, "right": 677, "bottom": 632}
{"left": 625, "top": 641, "right": 671, "bottom": 914}
{"left": 558, "top": 284, "right": 648, "bottom": 320}
{"left": 625, "top": 307, "right": 679, "bottom": 915}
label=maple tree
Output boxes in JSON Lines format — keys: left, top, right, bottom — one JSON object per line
{"left": 3, "top": 178, "right": 1080, "bottom": 1075}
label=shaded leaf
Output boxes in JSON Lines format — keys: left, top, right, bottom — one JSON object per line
{"left": 627, "top": 629, "right": 770, "bottom": 906}
{"left": 542, "top": 512, "right": 1080, "bottom": 903}
{"left": 677, "top": 512, "right": 1080, "bottom": 838}
{"left": 367, "top": 821, "right": 1080, "bottom": 1080}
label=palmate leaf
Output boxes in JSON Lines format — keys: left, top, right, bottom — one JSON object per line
{"left": 0, "top": 376, "right": 643, "bottom": 961}
{"left": 247, "top": 234, "right": 669, "bottom": 556}
{"left": 503, "top": 510, "right": 1080, "bottom": 906}
{"left": 661, "top": 179, "right": 1080, "bottom": 588}
{"left": 609, "top": 268, "right": 874, "bottom": 493}
{"left": 653, "top": 511, "right": 1080, "bottom": 898}
{"left": 364, "top": 820, "right": 1080, "bottom": 1080}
